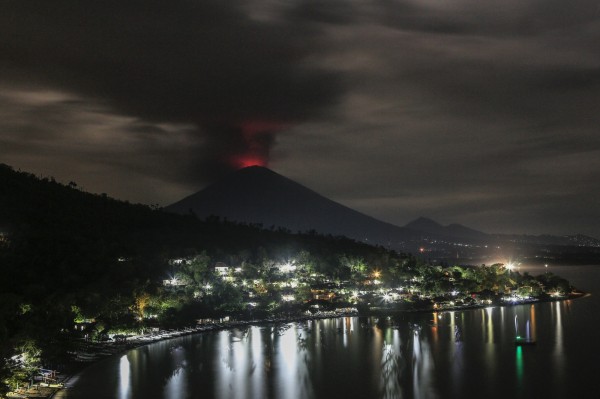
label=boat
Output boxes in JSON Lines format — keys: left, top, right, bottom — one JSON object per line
{"left": 514, "top": 335, "right": 536, "bottom": 346}
{"left": 514, "top": 315, "right": 536, "bottom": 345}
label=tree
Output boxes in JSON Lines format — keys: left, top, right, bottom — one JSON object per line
{"left": 133, "top": 292, "right": 151, "bottom": 320}
{"left": 340, "top": 255, "right": 367, "bottom": 280}
{"left": 181, "top": 253, "right": 211, "bottom": 284}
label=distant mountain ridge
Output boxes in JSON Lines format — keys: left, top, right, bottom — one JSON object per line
{"left": 404, "top": 217, "right": 489, "bottom": 241}
{"left": 166, "top": 166, "right": 600, "bottom": 252}
{"left": 405, "top": 216, "right": 600, "bottom": 248}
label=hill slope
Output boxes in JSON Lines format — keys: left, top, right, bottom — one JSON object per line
{"left": 405, "top": 217, "right": 489, "bottom": 241}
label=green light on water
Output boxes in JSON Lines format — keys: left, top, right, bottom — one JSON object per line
{"left": 516, "top": 346, "right": 523, "bottom": 381}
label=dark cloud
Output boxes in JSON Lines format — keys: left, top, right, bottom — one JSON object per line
{"left": 1, "top": 0, "right": 599, "bottom": 238}
{"left": 0, "top": 0, "right": 341, "bottom": 181}
{"left": 287, "top": 0, "right": 358, "bottom": 25}
{"left": 379, "top": 0, "right": 600, "bottom": 36}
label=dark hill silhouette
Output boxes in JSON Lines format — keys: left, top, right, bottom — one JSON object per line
{"left": 166, "top": 166, "right": 419, "bottom": 248}
{"left": 405, "top": 217, "right": 489, "bottom": 241}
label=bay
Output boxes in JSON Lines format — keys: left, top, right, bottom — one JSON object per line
{"left": 58, "top": 265, "right": 599, "bottom": 399}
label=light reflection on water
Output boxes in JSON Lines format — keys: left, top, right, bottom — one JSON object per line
{"left": 515, "top": 346, "right": 523, "bottom": 388}
{"left": 61, "top": 266, "right": 600, "bottom": 399}
{"left": 412, "top": 326, "right": 438, "bottom": 399}
{"left": 118, "top": 355, "right": 130, "bottom": 399}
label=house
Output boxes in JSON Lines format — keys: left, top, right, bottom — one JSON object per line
{"left": 163, "top": 277, "right": 188, "bottom": 287}
{"left": 310, "top": 283, "right": 337, "bottom": 301}
{"left": 214, "top": 262, "right": 229, "bottom": 276}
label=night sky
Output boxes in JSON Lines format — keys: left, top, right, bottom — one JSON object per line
{"left": 1, "top": 1, "right": 599, "bottom": 238}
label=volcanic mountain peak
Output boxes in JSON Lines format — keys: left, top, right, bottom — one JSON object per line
{"left": 166, "top": 166, "right": 415, "bottom": 247}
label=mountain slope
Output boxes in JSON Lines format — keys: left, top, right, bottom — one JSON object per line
{"left": 166, "top": 166, "right": 418, "bottom": 248}
{"left": 405, "top": 217, "right": 489, "bottom": 241}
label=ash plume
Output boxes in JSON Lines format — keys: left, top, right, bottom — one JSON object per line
{"left": 0, "top": 0, "right": 341, "bottom": 182}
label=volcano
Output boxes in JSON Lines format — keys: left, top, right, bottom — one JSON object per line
{"left": 166, "top": 166, "right": 418, "bottom": 248}
{"left": 166, "top": 166, "right": 600, "bottom": 257}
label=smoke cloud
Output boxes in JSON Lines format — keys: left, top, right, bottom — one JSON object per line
{"left": 0, "top": 0, "right": 341, "bottom": 181}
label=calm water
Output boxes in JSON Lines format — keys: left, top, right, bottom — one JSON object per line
{"left": 59, "top": 265, "right": 599, "bottom": 399}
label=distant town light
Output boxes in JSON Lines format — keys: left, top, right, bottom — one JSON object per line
{"left": 280, "top": 262, "right": 297, "bottom": 273}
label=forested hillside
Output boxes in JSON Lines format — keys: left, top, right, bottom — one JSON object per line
{"left": 0, "top": 163, "right": 416, "bottom": 393}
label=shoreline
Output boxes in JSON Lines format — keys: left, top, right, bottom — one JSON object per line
{"left": 37, "top": 291, "right": 588, "bottom": 399}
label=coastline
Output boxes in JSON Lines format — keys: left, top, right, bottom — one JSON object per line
{"left": 37, "top": 291, "right": 587, "bottom": 399}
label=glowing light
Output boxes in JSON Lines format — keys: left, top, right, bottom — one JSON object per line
{"left": 279, "top": 262, "right": 296, "bottom": 273}
{"left": 234, "top": 155, "right": 267, "bottom": 168}
{"left": 282, "top": 295, "right": 295, "bottom": 302}
{"left": 228, "top": 120, "right": 289, "bottom": 170}
{"left": 119, "top": 355, "right": 131, "bottom": 399}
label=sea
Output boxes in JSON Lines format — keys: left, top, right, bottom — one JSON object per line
{"left": 57, "top": 264, "right": 599, "bottom": 399}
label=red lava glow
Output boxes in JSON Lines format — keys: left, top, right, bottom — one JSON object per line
{"left": 233, "top": 155, "right": 267, "bottom": 168}
{"left": 227, "top": 119, "right": 289, "bottom": 170}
